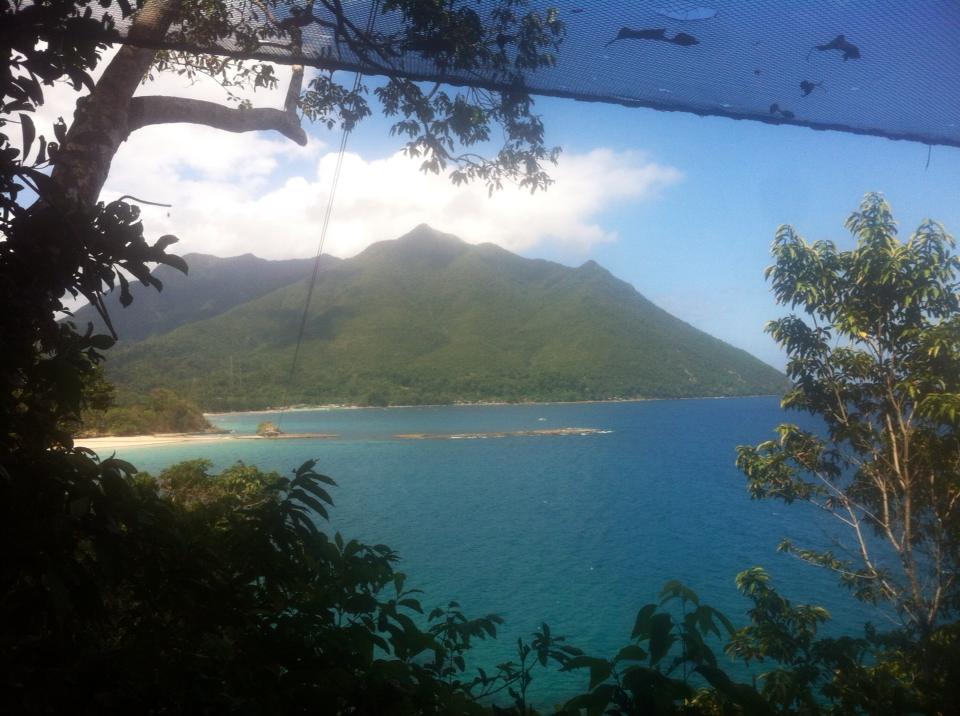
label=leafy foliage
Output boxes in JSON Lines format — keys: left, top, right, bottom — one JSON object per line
{"left": 557, "top": 570, "right": 960, "bottom": 716}
{"left": 1, "top": 0, "right": 188, "bottom": 456}
{"left": 0, "top": 456, "right": 514, "bottom": 713}
{"left": 559, "top": 578, "right": 747, "bottom": 716}
{"left": 107, "top": 0, "right": 566, "bottom": 193}
{"left": 737, "top": 193, "right": 960, "bottom": 631}
{"left": 79, "top": 385, "right": 212, "bottom": 436}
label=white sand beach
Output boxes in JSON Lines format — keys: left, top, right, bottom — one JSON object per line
{"left": 75, "top": 433, "right": 338, "bottom": 451}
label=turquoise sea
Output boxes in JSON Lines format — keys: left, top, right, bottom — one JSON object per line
{"left": 104, "top": 396, "right": 886, "bottom": 705}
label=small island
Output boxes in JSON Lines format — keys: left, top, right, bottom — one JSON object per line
{"left": 256, "top": 420, "right": 283, "bottom": 437}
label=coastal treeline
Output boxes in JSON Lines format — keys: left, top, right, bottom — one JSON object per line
{"left": 79, "top": 387, "right": 211, "bottom": 437}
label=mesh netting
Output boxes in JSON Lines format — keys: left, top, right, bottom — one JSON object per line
{"left": 117, "top": 0, "right": 960, "bottom": 148}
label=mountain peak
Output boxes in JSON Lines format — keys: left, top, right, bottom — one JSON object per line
{"left": 577, "top": 259, "right": 616, "bottom": 280}
{"left": 397, "top": 223, "right": 465, "bottom": 245}
{"left": 357, "top": 225, "right": 468, "bottom": 266}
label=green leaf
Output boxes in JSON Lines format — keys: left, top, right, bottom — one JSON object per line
{"left": 614, "top": 644, "right": 648, "bottom": 663}
{"left": 295, "top": 479, "right": 333, "bottom": 506}
{"left": 561, "top": 655, "right": 612, "bottom": 689}
{"left": 563, "top": 683, "right": 616, "bottom": 716}
{"left": 101, "top": 457, "right": 137, "bottom": 475}
{"left": 155, "top": 234, "right": 179, "bottom": 251}
{"left": 89, "top": 334, "right": 115, "bottom": 351}
{"left": 53, "top": 117, "right": 66, "bottom": 144}
{"left": 19, "top": 113, "right": 35, "bottom": 161}
{"left": 631, "top": 603, "right": 657, "bottom": 639}
{"left": 117, "top": 272, "right": 133, "bottom": 307}
{"left": 289, "top": 488, "right": 329, "bottom": 520}
{"left": 399, "top": 598, "right": 423, "bottom": 613}
{"left": 648, "top": 613, "right": 675, "bottom": 665}
{"left": 659, "top": 579, "right": 700, "bottom": 606}
{"left": 160, "top": 253, "right": 188, "bottom": 275}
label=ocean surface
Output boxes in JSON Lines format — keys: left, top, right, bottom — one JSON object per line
{"left": 103, "top": 397, "right": 887, "bottom": 706}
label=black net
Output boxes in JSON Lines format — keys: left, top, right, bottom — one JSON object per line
{"left": 116, "top": 0, "right": 960, "bottom": 148}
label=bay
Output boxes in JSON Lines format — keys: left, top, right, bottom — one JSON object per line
{"left": 106, "top": 396, "right": 885, "bottom": 706}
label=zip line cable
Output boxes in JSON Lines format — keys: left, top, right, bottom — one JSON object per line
{"left": 276, "top": 2, "right": 379, "bottom": 427}
{"left": 277, "top": 120, "right": 351, "bottom": 423}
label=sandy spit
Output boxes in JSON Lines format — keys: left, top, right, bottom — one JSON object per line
{"left": 74, "top": 433, "right": 338, "bottom": 451}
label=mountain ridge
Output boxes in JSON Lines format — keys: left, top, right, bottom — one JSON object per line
{"left": 98, "top": 225, "right": 787, "bottom": 410}
{"left": 71, "top": 251, "right": 339, "bottom": 342}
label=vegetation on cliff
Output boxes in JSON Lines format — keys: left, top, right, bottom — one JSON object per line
{"left": 99, "top": 226, "right": 788, "bottom": 411}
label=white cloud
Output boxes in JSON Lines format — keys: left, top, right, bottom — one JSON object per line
{"left": 33, "top": 49, "right": 682, "bottom": 260}
{"left": 104, "top": 137, "right": 682, "bottom": 259}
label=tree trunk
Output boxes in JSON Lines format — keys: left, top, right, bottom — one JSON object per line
{"left": 51, "top": 0, "right": 179, "bottom": 206}
{"left": 50, "top": 0, "right": 307, "bottom": 207}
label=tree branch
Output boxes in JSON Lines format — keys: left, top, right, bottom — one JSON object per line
{"left": 128, "top": 96, "right": 307, "bottom": 145}
{"left": 248, "top": 0, "right": 305, "bottom": 124}
{"left": 51, "top": 0, "right": 180, "bottom": 205}
{"left": 285, "top": 65, "right": 305, "bottom": 113}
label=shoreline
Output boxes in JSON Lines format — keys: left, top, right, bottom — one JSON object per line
{"left": 73, "top": 427, "right": 610, "bottom": 451}
{"left": 77, "top": 395, "right": 781, "bottom": 452}
{"left": 75, "top": 432, "right": 338, "bottom": 451}
{"left": 204, "top": 393, "right": 781, "bottom": 417}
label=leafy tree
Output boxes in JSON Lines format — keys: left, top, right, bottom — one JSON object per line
{"left": 2, "top": 456, "right": 499, "bottom": 712}
{"left": 80, "top": 386, "right": 212, "bottom": 435}
{"left": 556, "top": 568, "right": 960, "bottom": 716}
{"left": 737, "top": 193, "right": 960, "bottom": 632}
{"left": 560, "top": 579, "right": 744, "bottom": 716}
{"left": 48, "top": 0, "right": 566, "bottom": 208}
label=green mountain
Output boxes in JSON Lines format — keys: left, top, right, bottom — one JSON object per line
{"left": 103, "top": 225, "right": 786, "bottom": 410}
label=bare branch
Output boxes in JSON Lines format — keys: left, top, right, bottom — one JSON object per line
{"left": 285, "top": 65, "right": 305, "bottom": 113}
{"left": 128, "top": 96, "right": 307, "bottom": 145}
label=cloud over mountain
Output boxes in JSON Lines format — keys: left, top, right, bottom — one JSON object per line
{"left": 104, "top": 132, "right": 681, "bottom": 260}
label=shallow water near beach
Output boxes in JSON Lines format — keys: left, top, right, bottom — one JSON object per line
{"left": 104, "top": 396, "right": 885, "bottom": 705}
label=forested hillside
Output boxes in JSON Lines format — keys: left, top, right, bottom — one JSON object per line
{"left": 97, "top": 225, "right": 786, "bottom": 410}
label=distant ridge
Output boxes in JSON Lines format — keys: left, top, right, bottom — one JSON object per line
{"left": 100, "top": 225, "right": 787, "bottom": 410}
{"left": 71, "top": 252, "right": 338, "bottom": 342}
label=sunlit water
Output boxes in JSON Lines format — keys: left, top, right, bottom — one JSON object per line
{"left": 100, "top": 397, "right": 887, "bottom": 706}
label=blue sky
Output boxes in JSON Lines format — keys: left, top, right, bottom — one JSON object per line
{"left": 551, "top": 99, "right": 960, "bottom": 368}
{"left": 331, "top": 87, "right": 960, "bottom": 368}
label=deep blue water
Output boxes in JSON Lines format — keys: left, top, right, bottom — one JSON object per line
{"left": 101, "top": 397, "right": 886, "bottom": 706}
